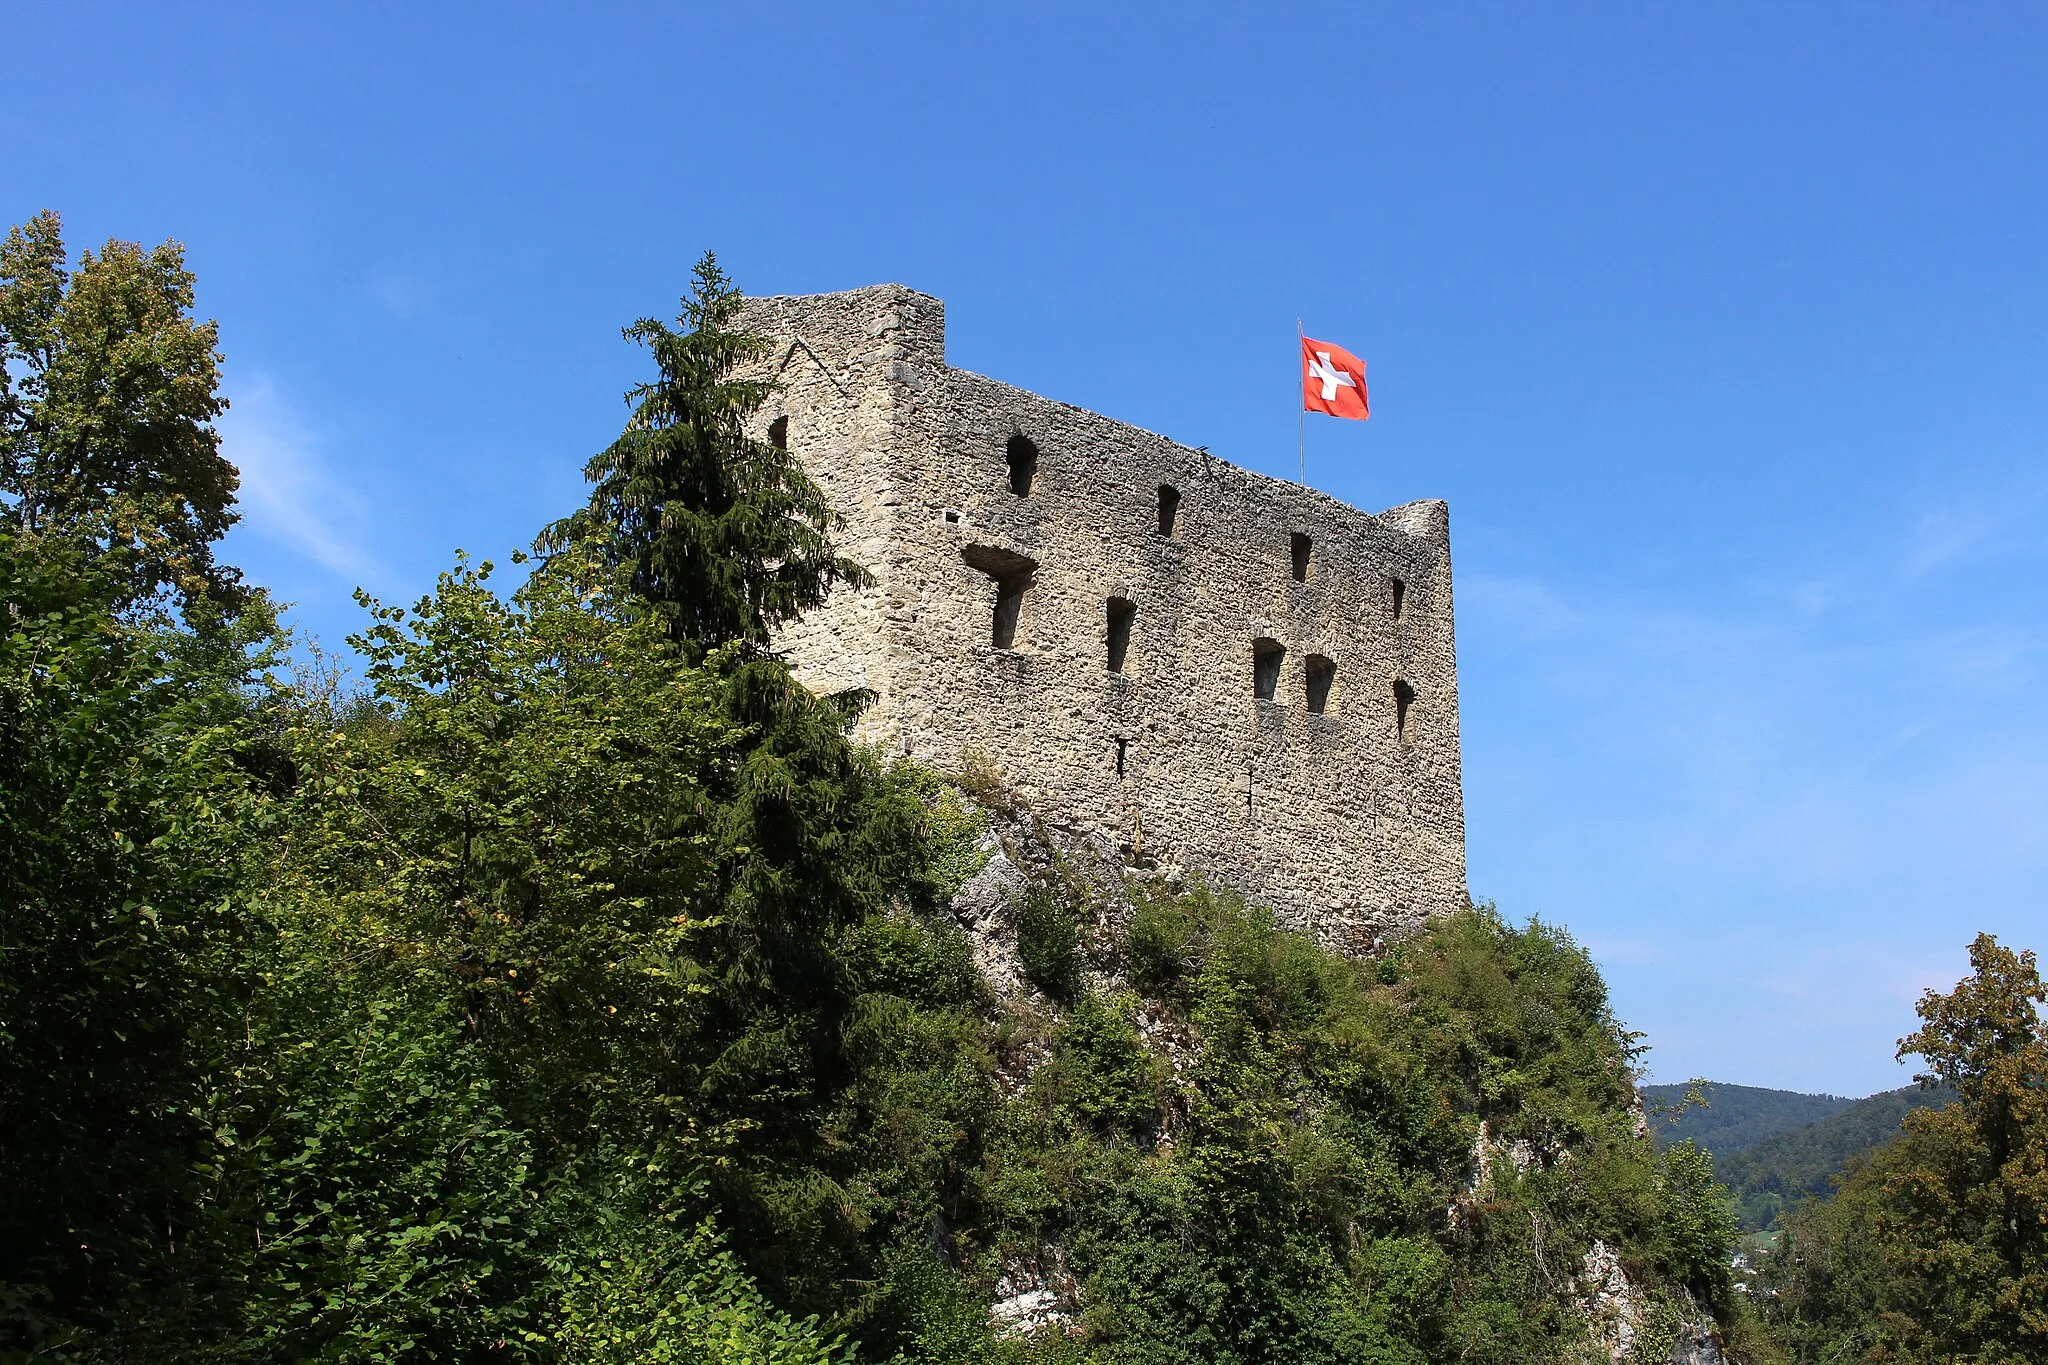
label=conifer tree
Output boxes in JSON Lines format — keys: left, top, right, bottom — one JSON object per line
{"left": 540, "top": 253, "right": 869, "bottom": 660}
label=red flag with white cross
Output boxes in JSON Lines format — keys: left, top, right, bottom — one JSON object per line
{"left": 1300, "top": 336, "right": 1369, "bottom": 420}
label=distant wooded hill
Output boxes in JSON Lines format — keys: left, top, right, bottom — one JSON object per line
{"left": 1640, "top": 1081, "right": 1956, "bottom": 1230}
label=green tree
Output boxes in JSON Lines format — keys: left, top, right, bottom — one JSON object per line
{"left": 219, "top": 550, "right": 992, "bottom": 1355}
{"left": 539, "top": 253, "right": 869, "bottom": 661}
{"left": 0, "top": 212, "right": 276, "bottom": 1356}
{"left": 0, "top": 211, "right": 243, "bottom": 611}
{"left": 1756, "top": 933, "right": 2048, "bottom": 1363}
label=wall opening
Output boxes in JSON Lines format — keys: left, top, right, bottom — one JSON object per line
{"left": 1252, "top": 638, "right": 1285, "bottom": 701}
{"left": 1105, "top": 597, "right": 1136, "bottom": 673}
{"left": 961, "top": 545, "right": 1039, "bottom": 649}
{"left": 1006, "top": 432, "right": 1038, "bottom": 495}
{"left": 1290, "top": 532, "right": 1312, "bottom": 582}
{"left": 767, "top": 415, "right": 789, "bottom": 450}
{"left": 1391, "top": 577, "right": 1407, "bottom": 620}
{"left": 1115, "top": 737, "right": 1128, "bottom": 778}
{"left": 1157, "top": 484, "right": 1181, "bottom": 537}
{"left": 1305, "top": 654, "right": 1336, "bottom": 714}
{"left": 1393, "top": 679, "right": 1417, "bottom": 743}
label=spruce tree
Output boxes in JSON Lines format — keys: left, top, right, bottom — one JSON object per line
{"left": 540, "top": 253, "right": 869, "bottom": 660}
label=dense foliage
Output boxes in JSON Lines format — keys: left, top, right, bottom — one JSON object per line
{"left": 967, "top": 885, "right": 1736, "bottom": 1364}
{"left": 2, "top": 218, "right": 1742, "bottom": 1361}
{"left": 1748, "top": 935, "right": 2048, "bottom": 1363}
{"left": 1, "top": 211, "right": 277, "bottom": 1352}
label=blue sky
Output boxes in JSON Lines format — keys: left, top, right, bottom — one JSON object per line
{"left": 8, "top": 2, "right": 2046, "bottom": 1095}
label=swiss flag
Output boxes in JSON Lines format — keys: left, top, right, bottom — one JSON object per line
{"left": 1301, "top": 337, "right": 1369, "bottom": 420}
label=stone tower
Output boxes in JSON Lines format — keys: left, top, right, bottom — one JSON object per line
{"left": 741, "top": 285, "right": 1466, "bottom": 947}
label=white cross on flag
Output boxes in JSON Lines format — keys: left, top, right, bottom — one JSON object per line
{"left": 1300, "top": 336, "right": 1369, "bottom": 420}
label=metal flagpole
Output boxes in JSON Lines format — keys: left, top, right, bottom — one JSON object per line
{"left": 1296, "top": 318, "right": 1306, "bottom": 482}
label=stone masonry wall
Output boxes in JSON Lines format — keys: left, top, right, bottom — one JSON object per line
{"left": 741, "top": 284, "right": 1466, "bottom": 947}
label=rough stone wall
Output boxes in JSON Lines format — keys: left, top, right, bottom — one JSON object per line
{"left": 741, "top": 284, "right": 1466, "bottom": 947}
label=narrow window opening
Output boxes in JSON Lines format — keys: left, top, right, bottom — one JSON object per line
{"left": 767, "top": 415, "right": 789, "bottom": 450}
{"left": 1393, "top": 679, "right": 1417, "bottom": 743}
{"left": 1290, "top": 532, "right": 1312, "bottom": 582}
{"left": 1006, "top": 432, "right": 1038, "bottom": 496}
{"left": 992, "top": 580, "right": 1026, "bottom": 648}
{"left": 1106, "top": 597, "right": 1136, "bottom": 673}
{"left": 1306, "top": 655, "right": 1336, "bottom": 714}
{"left": 1115, "top": 737, "right": 1128, "bottom": 778}
{"left": 1252, "top": 638, "right": 1285, "bottom": 701}
{"left": 943, "top": 509, "right": 960, "bottom": 524}
{"left": 1157, "top": 484, "right": 1181, "bottom": 537}
{"left": 962, "top": 545, "right": 1038, "bottom": 649}
{"left": 1391, "top": 577, "right": 1407, "bottom": 620}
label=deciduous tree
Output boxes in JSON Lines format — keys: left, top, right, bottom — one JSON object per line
{"left": 0, "top": 211, "right": 243, "bottom": 612}
{"left": 1757, "top": 933, "right": 2048, "bottom": 1363}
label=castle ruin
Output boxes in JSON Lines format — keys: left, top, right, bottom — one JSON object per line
{"left": 742, "top": 285, "right": 1466, "bottom": 947}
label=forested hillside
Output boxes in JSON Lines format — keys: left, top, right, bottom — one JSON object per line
{"left": 1641, "top": 1083, "right": 1854, "bottom": 1158}
{"left": 1713, "top": 1085, "right": 1956, "bottom": 1232}
{"left": 1640, "top": 1081, "right": 1963, "bottom": 1233}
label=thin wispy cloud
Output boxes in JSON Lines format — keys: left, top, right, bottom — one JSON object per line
{"left": 1459, "top": 494, "right": 2048, "bottom": 1090}
{"left": 218, "top": 377, "right": 371, "bottom": 578}
{"left": 1904, "top": 475, "right": 2048, "bottom": 575}
{"left": 368, "top": 271, "right": 434, "bottom": 319}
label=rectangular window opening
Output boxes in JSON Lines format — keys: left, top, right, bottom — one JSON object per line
{"left": 1391, "top": 577, "right": 1407, "bottom": 620}
{"left": 962, "top": 545, "right": 1039, "bottom": 649}
{"left": 767, "top": 415, "right": 789, "bottom": 450}
{"left": 992, "top": 579, "right": 1027, "bottom": 648}
{"left": 1115, "top": 737, "right": 1128, "bottom": 778}
{"left": 1290, "top": 532, "right": 1312, "bottom": 582}
{"left": 1393, "top": 679, "right": 1417, "bottom": 743}
{"left": 1252, "top": 638, "right": 1285, "bottom": 701}
{"left": 1106, "top": 597, "right": 1136, "bottom": 673}
{"left": 1006, "top": 432, "right": 1038, "bottom": 496}
{"left": 1157, "top": 484, "right": 1181, "bottom": 537}
{"left": 1306, "top": 654, "right": 1336, "bottom": 714}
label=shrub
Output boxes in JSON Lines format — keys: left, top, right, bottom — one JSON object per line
{"left": 1017, "top": 884, "right": 1083, "bottom": 1002}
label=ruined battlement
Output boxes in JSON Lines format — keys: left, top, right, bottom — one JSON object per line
{"left": 742, "top": 284, "right": 1466, "bottom": 947}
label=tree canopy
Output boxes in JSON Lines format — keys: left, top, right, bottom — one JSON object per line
{"left": 0, "top": 211, "right": 243, "bottom": 612}
{"left": 1754, "top": 934, "right": 2048, "bottom": 1363}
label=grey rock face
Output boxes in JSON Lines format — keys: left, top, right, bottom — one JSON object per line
{"left": 744, "top": 284, "right": 1467, "bottom": 947}
{"left": 1667, "top": 1318, "right": 1726, "bottom": 1365}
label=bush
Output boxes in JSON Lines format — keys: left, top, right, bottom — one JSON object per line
{"left": 1017, "top": 884, "right": 1083, "bottom": 1002}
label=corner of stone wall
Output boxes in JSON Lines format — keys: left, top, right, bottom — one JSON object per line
{"left": 1381, "top": 497, "right": 1450, "bottom": 541}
